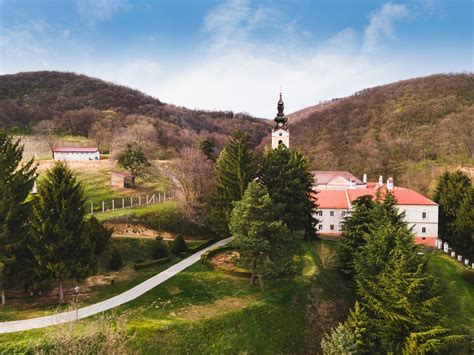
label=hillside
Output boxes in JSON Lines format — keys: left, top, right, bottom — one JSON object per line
{"left": 0, "top": 71, "right": 271, "bottom": 149}
{"left": 289, "top": 73, "right": 474, "bottom": 193}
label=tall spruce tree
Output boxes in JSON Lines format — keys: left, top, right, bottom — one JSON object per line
{"left": 0, "top": 130, "right": 36, "bottom": 305}
{"left": 452, "top": 188, "right": 474, "bottom": 260}
{"left": 260, "top": 145, "right": 317, "bottom": 239}
{"left": 433, "top": 171, "right": 472, "bottom": 242}
{"left": 209, "top": 130, "right": 256, "bottom": 237}
{"left": 354, "top": 224, "right": 453, "bottom": 352}
{"left": 229, "top": 181, "right": 302, "bottom": 285}
{"left": 31, "top": 162, "right": 96, "bottom": 303}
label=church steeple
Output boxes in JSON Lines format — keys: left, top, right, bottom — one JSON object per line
{"left": 274, "top": 93, "right": 287, "bottom": 128}
{"left": 271, "top": 93, "right": 290, "bottom": 149}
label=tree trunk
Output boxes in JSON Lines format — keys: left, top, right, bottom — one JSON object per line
{"left": 1, "top": 291, "right": 5, "bottom": 306}
{"left": 59, "top": 279, "right": 64, "bottom": 304}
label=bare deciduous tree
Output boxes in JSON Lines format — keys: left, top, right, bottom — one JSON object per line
{"left": 33, "top": 119, "right": 58, "bottom": 157}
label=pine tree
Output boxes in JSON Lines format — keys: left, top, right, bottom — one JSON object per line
{"left": 452, "top": 188, "right": 474, "bottom": 260}
{"left": 30, "top": 162, "right": 96, "bottom": 303}
{"left": 433, "top": 171, "right": 472, "bottom": 242}
{"left": 260, "top": 145, "right": 317, "bottom": 240}
{"left": 229, "top": 181, "right": 303, "bottom": 285}
{"left": 0, "top": 130, "right": 36, "bottom": 305}
{"left": 198, "top": 137, "right": 216, "bottom": 161}
{"left": 346, "top": 301, "right": 369, "bottom": 353}
{"left": 338, "top": 195, "right": 375, "bottom": 278}
{"left": 209, "top": 130, "right": 257, "bottom": 237}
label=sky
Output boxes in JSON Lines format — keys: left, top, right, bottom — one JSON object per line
{"left": 0, "top": 0, "right": 472, "bottom": 118}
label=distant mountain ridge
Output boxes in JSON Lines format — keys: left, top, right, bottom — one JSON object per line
{"left": 288, "top": 73, "right": 474, "bottom": 193}
{"left": 0, "top": 71, "right": 271, "bottom": 148}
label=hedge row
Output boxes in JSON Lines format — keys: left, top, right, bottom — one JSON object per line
{"left": 134, "top": 257, "right": 170, "bottom": 270}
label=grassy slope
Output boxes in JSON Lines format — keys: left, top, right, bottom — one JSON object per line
{"left": 426, "top": 251, "right": 474, "bottom": 336}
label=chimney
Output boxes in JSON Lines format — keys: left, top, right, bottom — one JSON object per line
{"left": 387, "top": 177, "right": 394, "bottom": 190}
{"left": 378, "top": 175, "right": 383, "bottom": 185}
{"left": 363, "top": 174, "right": 367, "bottom": 183}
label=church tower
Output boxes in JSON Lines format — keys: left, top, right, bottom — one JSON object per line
{"left": 271, "top": 93, "right": 289, "bottom": 149}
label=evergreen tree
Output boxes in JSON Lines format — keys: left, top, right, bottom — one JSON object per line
{"left": 321, "top": 322, "right": 357, "bottom": 355}
{"left": 260, "top": 145, "right": 317, "bottom": 239}
{"left": 209, "top": 130, "right": 257, "bottom": 237}
{"left": 229, "top": 181, "right": 303, "bottom": 285}
{"left": 346, "top": 301, "right": 369, "bottom": 353}
{"left": 354, "top": 225, "right": 450, "bottom": 352}
{"left": 198, "top": 137, "right": 216, "bottom": 161}
{"left": 30, "top": 162, "right": 96, "bottom": 303}
{"left": 433, "top": 171, "right": 472, "bottom": 242}
{"left": 338, "top": 195, "right": 375, "bottom": 278}
{"left": 171, "top": 234, "right": 187, "bottom": 255}
{"left": 452, "top": 188, "right": 474, "bottom": 260}
{"left": 151, "top": 236, "right": 170, "bottom": 259}
{"left": 85, "top": 216, "right": 112, "bottom": 255}
{"left": 0, "top": 130, "right": 36, "bottom": 305}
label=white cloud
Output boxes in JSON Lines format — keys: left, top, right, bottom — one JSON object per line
{"left": 364, "top": 3, "right": 409, "bottom": 51}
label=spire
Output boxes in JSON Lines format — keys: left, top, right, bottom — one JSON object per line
{"left": 274, "top": 93, "right": 287, "bottom": 128}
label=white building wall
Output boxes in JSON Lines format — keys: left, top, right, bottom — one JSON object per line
{"left": 54, "top": 152, "right": 100, "bottom": 161}
{"left": 315, "top": 208, "right": 347, "bottom": 234}
{"left": 396, "top": 205, "right": 438, "bottom": 237}
{"left": 271, "top": 129, "right": 289, "bottom": 149}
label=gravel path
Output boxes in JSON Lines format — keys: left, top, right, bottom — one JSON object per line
{"left": 0, "top": 237, "right": 232, "bottom": 334}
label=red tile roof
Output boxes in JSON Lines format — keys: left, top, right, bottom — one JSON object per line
{"left": 53, "top": 147, "right": 99, "bottom": 153}
{"left": 314, "top": 190, "right": 349, "bottom": 209}
{"left": 313, "top": 184, "right": 437, "bottom": 208}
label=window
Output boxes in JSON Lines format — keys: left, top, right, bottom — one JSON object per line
{"left": 341, "top": 211, "right": 346, "bottom": 217}
{"left": 330, "top": 224, "right": 334, "bottom": 231}
{"left": 422, "top": 212, "right": 427, "bottom": 219}
{"left": 318, "top": 224, "right": 323, "bottom": 230}
{"left": 422, "top": 227, "right": 426, "bottom": 233}
{"left": 278, "top": 140, "right": 283, "bottom": 145}
{"left": 330, "top": 211, "right": 334, "bottom": 216}
{"left": 316, "top": 211, "right": 323, "bottom": 216}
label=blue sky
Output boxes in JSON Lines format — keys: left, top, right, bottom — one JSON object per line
{"left": 0, "top": 0, "right": 472, "bottom": 117}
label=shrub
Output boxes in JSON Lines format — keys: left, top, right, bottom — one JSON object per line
{"left": 151, "top": 236, "right": 170, "bottom": 259}
{"left": 171, "top": 234, "right": 187, "bottom": 255}
{"left": 318, "top": 244, "right": 337, "bottom": 269}
{"left": 108, "top": 248, "right": 123, "bottom": 270}
{"left": 86, "top": 216, "right": 113, "bottom": 255}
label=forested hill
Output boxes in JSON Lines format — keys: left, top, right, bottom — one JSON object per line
{"left": 0, "top": 71, "right": 271, "bottom": 148}
{"left": 289, "top": 73, "right": 474, "bottom": 193}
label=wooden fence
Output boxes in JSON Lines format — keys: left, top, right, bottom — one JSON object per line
{"left": 89, "top": 191, "right": 175, "bottom": 214}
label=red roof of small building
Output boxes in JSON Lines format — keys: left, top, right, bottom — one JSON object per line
{"left": 313, "top": 184, "right": 437, "bottom": 209}
{"left": 53, "top": 147, "right": 99, "bottom": 153}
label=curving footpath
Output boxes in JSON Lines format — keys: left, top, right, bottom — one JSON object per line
{"left": 0, "top": 237, "right": 232, "bottom": 334}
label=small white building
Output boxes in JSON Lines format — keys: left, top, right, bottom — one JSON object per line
{"left": 271, "top": 93, "right": 290, "bottom": 149}
{"left": 313, "top": 172, "right": 439, "bottom": 247}
{"left": 53, "top": 147, "right": 100, "bottom": 161}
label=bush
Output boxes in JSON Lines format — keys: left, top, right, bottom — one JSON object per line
{"left": 151, "top": 236, "right": 170, "bottom": 259}
{"left": 134, "top": 257, "right": 170, "bottom": 270}
{"left": 86, "top": 216, "right": 113, "bottom": 255}
{"left": 461, "top": 269, "right": 474, "bottom": 284}
{"left": 171, "top": 234, "right": 187, "bottom": 255}
{"left": 318, "top": 244, "right": 337, "bottom": 269}
{"left": 108, "top": 248, "right": 123, "bottom": 270}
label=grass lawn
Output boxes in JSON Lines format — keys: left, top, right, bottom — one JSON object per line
{"left": 94, "top": 200, "right": 179, "bottom": 221}
{"left": 0, "top": 235, "right": 196, "bottom": 322}
{"left": 0, "top": 240, "right": 350, "bottom": 353}
{"left": 426, "top": 251, "right": 474, "bottom": 336}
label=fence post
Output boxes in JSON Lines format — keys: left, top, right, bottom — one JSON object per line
{"left": 102, "top": 201, "right": 105, "bottom": 213}
{"left": 112, "top": 199, "right": 115, "bottom": 211}
{"left": 164, "top": 191, "right": 167, "bottom": 201}
{"left": 122, "top": 198, "right": 125, "bottom": 209}
{"left": 90, "top": 203, "right": 93, "bottom": 215}
{"left": 159, "top": 192, "right": 161, "bottom": 202}
{"left": 146, "top": 194, "right": 149, "bottom": 205}
{"left": 139, "top": 196, "right": 141, "bottom": 206}
{"left": 130, "top": 197, "right": 133, "bottom": 208}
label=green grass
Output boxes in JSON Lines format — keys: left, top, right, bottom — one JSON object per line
{"left": 94, "top": 200, "right": 179, "bottom": 221}
{"left": 426, "top": 251, "right": 474, "bottom": 336}
{"left": 0, "top": 241, "right": 342, "bottom": 353}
